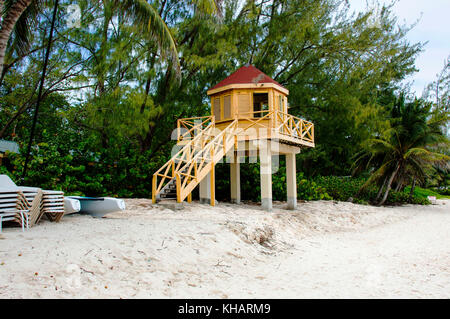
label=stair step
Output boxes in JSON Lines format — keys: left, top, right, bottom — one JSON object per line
{"left": 161, "top": 194, "right": 177, "bottom": 199}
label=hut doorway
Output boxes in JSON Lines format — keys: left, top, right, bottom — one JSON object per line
{"left": 253, "top": 93, "right": 268, "bottom": 118}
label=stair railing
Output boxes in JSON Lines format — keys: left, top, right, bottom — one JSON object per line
{"left": 152, "top": 120, "right": 216, "bottom": 203}
{"left": 177, "top": 116, "right": 214, "bottom": 143}
{"left": 175, "top": 119, "right": 239, "bottom": 202}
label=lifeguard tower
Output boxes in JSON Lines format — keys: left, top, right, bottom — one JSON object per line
{"left": 152, "top": 65, "right": 314, "bottom": 210}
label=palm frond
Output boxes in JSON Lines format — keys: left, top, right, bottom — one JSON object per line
{"left": 407, "top": 158, "right": 429, "bottom": 183}
{"left": 4, "top": 0, "right": 44, "bottom": 57}
{"left": 405, "top": 147, "right": 450, "bottom": 162}
{"left": 404, "top": 147, "right": 430, "bottom": 159}
{"left": 117, "top": 0, "right": 180, "bottom": 78}
{"left": 365, "top": 138, "right": 397, "bottom": 154}
{"left": 359, "top": 159, "right": 396, "bottom": 192}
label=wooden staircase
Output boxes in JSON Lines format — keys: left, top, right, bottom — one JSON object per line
{"left": 152, "top": 119, "right": 238, "bottom": 204}
{"left": 158, "top": 178, "right": 177, "bottom": 200}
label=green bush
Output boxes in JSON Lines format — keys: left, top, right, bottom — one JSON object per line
{"left": 312, "top": 176, "right": 368, "bottom": 201}
{"left": 297, "top": 173, "right": 332, "bottom": 201}
{"left": 311, "top": 176, "right": 430, "bottom": 205}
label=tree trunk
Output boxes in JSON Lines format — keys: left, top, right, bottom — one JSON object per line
{"left": 97, "top": 6, "right": 112, "bottom": 148}
{"left": 0, "top": 0, "right": 33, "bottom": 77}
{"left": 22, "top": 0, "right": 59, "bottom": 179}
{"left": 375, "top": 176, "right": 388, "bottom": 201}
{"left": 378, "top": 163, "right": 400, "bottom": 206}
{"left": 394, "top": 177, "right": 403, "bottom": 192}
{"left": 409, "top": 177, "right": 416, "bottom": 201}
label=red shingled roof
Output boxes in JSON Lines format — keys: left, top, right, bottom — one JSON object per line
{"left": 210, "top": 65, "right": 285, "bottom": 90}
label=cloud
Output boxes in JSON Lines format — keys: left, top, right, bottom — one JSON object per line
{"left": 350, "top": 0, "right": 450, "bottom": 96}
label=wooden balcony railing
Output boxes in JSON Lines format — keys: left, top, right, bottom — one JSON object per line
{"left": 237, "top": 110, "right": 314, "bottom": 145}
{"left": 176, "top": 111, "right": 314, "bottom": 146}
{"left": 274, "top": 111, "right": 314, "bottom": 145}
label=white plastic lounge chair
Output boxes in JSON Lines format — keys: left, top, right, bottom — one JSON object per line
{"left": 0, "top": 210, "right": 30, "bottom": 232}
{"left": 41, "top": 190, "right": 65, "bottom": 222}
{"left": 0, "top": 174, "right": 18, "bottom": 188}
{"left": 0, "top": 187, "right": 41, "bottom": 225}
{"left": 0, "top": 211, "right": 27, "bottom": 232}
{"left": 0, "top": 175, "right": 65, "bottom": 225}
{"left": 0, "top": 193, "right": 30, "bottom": 232}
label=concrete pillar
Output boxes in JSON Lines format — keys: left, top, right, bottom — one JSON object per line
{"left": 200, "top": 166, "right": 215, "bottom": 204}
{"left": 260, "top": 147, "right": 272, "bottom": 211}
{"left": 286, "top": 153, "right": 297, "bottom": 210}
{"left": 230, "top": 153, "right": 241, "bottom": 204}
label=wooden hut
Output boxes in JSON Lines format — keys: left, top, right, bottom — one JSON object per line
{"left": 153, "top": 65, "right": 314, "bottom": 210}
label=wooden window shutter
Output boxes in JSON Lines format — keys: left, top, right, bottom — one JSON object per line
{"left": 214, "top": 97, "right": 221, "bottom": 121}
{"left": 223, "top": 95, "right": 231, "bottom": 119}
{"left": 237, "top": 93, "right": 250, "bottom": 115}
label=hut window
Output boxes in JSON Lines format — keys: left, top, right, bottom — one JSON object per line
{"left": 214, "top": 97, "right": 221, "bottom": 121}
{"left": 253, "top": 93, "right": 268, "bottom": 118}
{"left": 223, "top": 95, "right": 231, "bottom": 119}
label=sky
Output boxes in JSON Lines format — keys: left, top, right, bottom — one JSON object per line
{"left": 349, "top": 0, "right": 450, "bottom": 97}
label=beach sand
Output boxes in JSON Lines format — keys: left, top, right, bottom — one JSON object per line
{"left": 0, "top": 199, "right": 449, "bottom": 298}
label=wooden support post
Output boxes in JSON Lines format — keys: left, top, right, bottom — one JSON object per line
{"left": 286, "top": 153, "right": 297, "bottom": 210}
{"left": 223, "top": 134, "right": 227, "bottom": 153}
{"left": 152, "top": 175, "right": 157, "bottom": 203}
{"left": 260, "top": 144, "right": 272, "bottom": 211}
{"left": 210, "top": 163, "right": 215, "bottom": 206}
{"left": 187, "top": 173, "right": 192, "bottom": 203}
{"left": 176, "top": 173, "right": 182, "bottom": 203}
{"left": 194, "top": 161, "right": 198, "bottom": 182}
{"left": 230, "top": 152, "right": 241, "bottom": 204}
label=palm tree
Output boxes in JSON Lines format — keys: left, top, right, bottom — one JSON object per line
{"left": 0, "top": 0, "right": 38, "bottom": 77}
{"left": 353, "top": 94, "right": 449, "bottom": 205}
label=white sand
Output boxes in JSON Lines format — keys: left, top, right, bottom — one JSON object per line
{"left": 0, "top": 199, "right": 449, "bottom": 298}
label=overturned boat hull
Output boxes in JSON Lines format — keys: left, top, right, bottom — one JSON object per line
{"left": 64, "top": 197, "right": 81, "bottom": 215}
{"left": 68, "top": 196, "right": 125, "bottom": 218}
